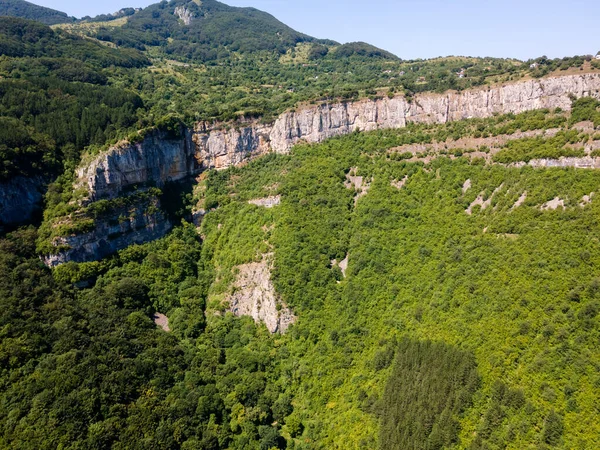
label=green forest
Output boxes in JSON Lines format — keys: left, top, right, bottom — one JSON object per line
{"left": 2, "top": 103, "right": 600, "bottom": 449}
{"left": 0, "top": 0, "right": 74, "bottom": 25}
{"left": 1, "top": 0, "right": 600, "bottom": 449}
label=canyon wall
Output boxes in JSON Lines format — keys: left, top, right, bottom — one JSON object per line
{"left": 76, "top": 73, "right": 600, "bottom": 197}
{"left": 76, "top": 128, "right": 198, "bottom": 202}
{"left": 42, "top": 73, "right": 600, "bottom": 265}
{"left": 43, "top": 192, "right": 171, "bottom": 267}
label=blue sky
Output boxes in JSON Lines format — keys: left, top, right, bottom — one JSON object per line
{"left": 34, "top": 0, "right": 600, "bottom": 60}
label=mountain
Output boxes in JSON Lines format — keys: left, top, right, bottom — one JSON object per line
{"left": 0, "top": 0, "right": 75, "bottom": 25}
{"left": 4, "top": 88, "right": 600, "bottom": 449}
{"left": 91, "top": 0, "right": 337, "bottom": 61}
{"left": 1, "top": 0, "right": 600, "bottom": 449}
{"left": 0, "top": 16, "right": 148, "bottom": 216}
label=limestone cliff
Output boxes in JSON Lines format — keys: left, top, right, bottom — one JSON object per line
{"left": 44, "top": 73, "right": 600, "bottom": 266}
{"left": 227, "top": 258, "right": 296, "bottom": 334}
{"left": 193, "top": 121, "right": 272, "bottom": 171}
{"left": 76, "top": 73, "right": 600, "bottom": 192}
{"left": 43, "top": 191, "right": 171, "bottom": 267}
{"left": 76, "top": 129, "right": 198, "bottom": 202}
{"left": 268, "top": 74, "right": 600, "bottom": 152}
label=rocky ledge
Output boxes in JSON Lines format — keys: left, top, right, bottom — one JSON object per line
{"left": 41, "top": 73, "right": 600, "bottom": 265}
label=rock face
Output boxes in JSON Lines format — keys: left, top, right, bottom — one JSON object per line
{"left": 77, "top": 129, "right": 198, "bottom": 202}
{"left": 248, "top": 196, "right": 281, "bottom": 208}
{"left": 77, "top": 74, "right": 600, "bottom": 196}
{"left": 267, "top": 74, "right": 600, "bottom": 152}
{"left": 227, "top": 258, "right": 296, "bottom": 334}
{"left": 43, "top": 192, "right": 171, "bottom": 267}
{"left": 44, "top": 73, "right": 600, "bottom": 266}
{"left": 174, "top": 6, "right": 194, "bottom": 25}
{"left": 0, "top": 176, "right": 46, "bottom": 228}
{"left": 193, "top": 121, "right": 273, "bottom": 170}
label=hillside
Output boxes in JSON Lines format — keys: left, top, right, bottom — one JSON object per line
{"left": 88, "top": 0, "right": 334, "bottom": 62}
{"left": 2, "top": 98, "right": 600, "bottom": 449}
{"left": 1, "top": 1, "right": 600, "bottom": 449}
{"left": 0, "top": 17, "right": 149, "bottom": 224}
{"left": 0, "top": 0, "right": 74, "bottom": 24}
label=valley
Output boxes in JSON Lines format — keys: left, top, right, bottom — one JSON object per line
{"left": 0, "top": 1, "right": 599, "bottom": 449}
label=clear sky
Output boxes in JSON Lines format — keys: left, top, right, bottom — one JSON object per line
{"left": 33, "top": 0, "right": 600, "bottom": 60}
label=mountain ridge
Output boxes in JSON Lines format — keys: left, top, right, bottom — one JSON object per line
{"left": 0, "top": 0, "right": 75, "bottom": 24}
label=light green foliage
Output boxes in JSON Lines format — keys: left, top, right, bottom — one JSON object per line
{"left": 3, "top": 107, "right": 600, "bottom": 449}
{"left": 2, "top": 4, "right": 600, "bottom": 447}
{"left": 493, "top": 130, "right": 586, "bottom": 163}
{"left": 195, "top": 108, "right": 600, "bottom": 448}
{"left": 568, "top": 96, "right": 600, "bottom": 127}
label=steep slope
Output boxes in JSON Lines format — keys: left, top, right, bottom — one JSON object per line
{"left": 38, "top": 73, "right": 600, "bottom": 265}
{"left": 190, "top": 115, "right": 600, "bottom": 448}
{"left": 4, "top": 95, "right": 600, "bottom": 449}
{"left": 0, "top": 17, "right": 149, "bottom": 228}
{"left": 0, "top": 0, "right": 74, "bottom": 24}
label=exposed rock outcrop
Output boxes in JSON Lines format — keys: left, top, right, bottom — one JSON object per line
{"left": 267, "top": 74, "right": 600, "bottom": 153}
{"left": 153, "top": 313, "right": 171, "bottom": 332}
{"left": 77, "top": 73, "right": 600, "bottom": 199}
{"left": 44, "top": 73, "right": 600, "bottom": 266}
{"left": 43, "top": 192, "right": 171, "bottom": 267}
{"left": 76, "top": 129, "right": 198, "bottom": 202}
{"left": 193, "top": 121, "right": 272, "bottom": 171}
{"left": 174, "top": 6, "right": 194, "bottom": 25}
{"left": 248, "top": 196, "right": 281, "bottom": 208}
{"left": 541, "top": 197, "right": 565, "bottom": 211}
{"left": 466, "top": 184, "right": 504, "bottom": 215}
{"left": 227, "top": 257, "right": 296, "bottom": 333}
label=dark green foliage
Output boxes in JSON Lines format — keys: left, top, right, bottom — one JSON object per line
{"left": 0, "top": 226, "right": 292, "bottom": 448}
{"left": 542, "top": 410, "right": 564, "bottom": 446}
{"left": 96, "top": 0, "right": 325, "bottom": 62}
{"left": 0, "top": 0, "right": 74, "bottom": 25}
{"left": 1, "top": 3, "right": 600, "bottom": 447}
{"left": 0, "top": 17, "right": 148, "bottom": 180}
{"left": 0, "top": 77, "right": 143, "bottom": 181}
{"left": 528, "top": 54, "right": 595, "bottom": 77}
{"left": 83, "top": 7, "right": 138, "bottom": 23}
{"left": 378, "top": 339, "right": 480, "bottom": 450}
{"left": 0, "top": 116, "right": 57, "bottom": 179}
{"left": 332, "top": 42, "right": 399, "bottom": 60}
{"left": 472, "top": 381, "right": 527, "bottom": 447}
{"left": 0, "top": 17, "right": 148, "bottom": 67}
{"left": 308, "top": 43, "right": 329, "bottom": 60}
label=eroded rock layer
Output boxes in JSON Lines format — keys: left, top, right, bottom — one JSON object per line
{"left": 76, "top": 74, "right": 600, "bottom": 200}
{"left": 42, "top": 74, "right": 600, "bottom": 265}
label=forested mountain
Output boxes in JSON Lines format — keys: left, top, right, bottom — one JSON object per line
{"left": 0, "top": 0, "right": 74, "bottom": 24}
{"left": 86, "top": 0, "right": 335, "bottom": 62}
{"left": 1, "top": 1, "right": 600, "bottom": 449}
{"left": 3, "top": 104, "right": 600, "bottom": 449}
{"left": 0, "top": 17, "right": 148, "bottom": 182}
